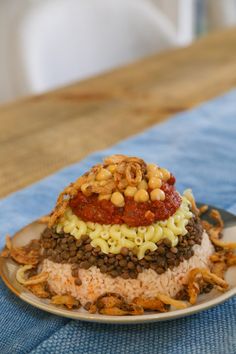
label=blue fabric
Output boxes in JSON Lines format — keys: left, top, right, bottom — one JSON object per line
{"left": 1, "top": 90, "right": 236, "bottom": 354}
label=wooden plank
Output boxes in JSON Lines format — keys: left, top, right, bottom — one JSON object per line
{"left": 1, "top": 28, "right": 236, "bottom": 197}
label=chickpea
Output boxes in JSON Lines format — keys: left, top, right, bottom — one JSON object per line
{"left": 111, "top": 191, "right": 125, "bottom": 207}
{"left": 148, "top": 177, "right": 162, "bottom": 189}
{"left": 160, "top": 168, "right": 170, "bottom": 182}
{"left": 134, "top": 189, "right": 149, "bottom": 202}
{"left": 98, "top": 194, "right": 111, "bottom": 201}
{"left": 107, "top": 164, "right": 117, "bottom": 173}
{"left": 118, "top": 178, "right": 128, "bottom": 190}
{"left": 147, "top": 164, "right": 164, "bottom": 179}
{"left": 138, "top": 179, "right": 148, "bottom": 190}
{"left": 154, "top": 169, "right": 163, "bottom": 179}
{"left": 150, "top": 188, "right": 165, "bottom": 201}
{"left": 124, "top": 186, "right": 137, "bottom": 197}
{"left": 81, "top": 183, "right": 92, "bottom": 196}
{"left": 96, "top": 168, "right": 112, "bottom": 181}
{"left": 147, "top": 163, "right": 158, "bottom": 174}
{"left": 148, "top": 169, "right": 163, "bottom": 179}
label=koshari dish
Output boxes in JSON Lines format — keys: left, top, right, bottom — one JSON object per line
{"left": 2, "top": 154, "right": 236, "bottom": 315}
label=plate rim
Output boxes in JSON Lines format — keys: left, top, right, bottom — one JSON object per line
{"left": 1, "top": 211, "right": 236, "bottom": 324}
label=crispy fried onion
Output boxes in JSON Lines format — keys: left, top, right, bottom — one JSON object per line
{"left": 3, "top": 236, "right": 41, "bottom": 265}
{"left": 48, "top": 173, "right": 93, "bottom": 227}
{"left": 94, "top": 292, "right": 186, "bottom": 315}
{"left": 11, "top": 243, "right": 40, "bottom": 265}
{"left": 200, "top": 268, "right": 228, "bottom": 290}
{"left": 79, "top": 179, "right": 116, "bottom": 196}
{"left": 48, "top": 182, "right": 80, "bottom": 227}
{"left": 225, "top": 253, "right": 236, "bottom": 266}
{"left": 117, "top": 178, "right": 128, "bottom": 190}
{"left": 113, "top": 162, "right": 126, "bottom": 186}
{"left": 210, "top": 261, "right": 227, "bottom": 279}
{"left": 96, "top": 292, "right": 123, "bottom": 309}
{"left": 103, "top": 155, "right": 146, "bottom": 167}
{"left": 198, "top": 205, "right": 209, "bottom": 216}
{"left": 201, "top": 220, "right": 212, "bottom": 232}
{"left": 156, "top": 293, "right": 188, "bottom": 309}
{"left": 0, "top": 235, "right": 11, "bottom": 257}
{"left": 113, "top": 158, "right": 146, "bottom": 189}
{"left": 205, "top": 209, "right": 236, "bottom": 249}
{"left": 91, "top": 180, "right": 116, "bottom": 194}
{"left": 187, "top": 268, "right": 228, "bottom": 305}
{"left": 187, "top": 268, "right": 201, "bottom": 305}
{"left": 6, "top": 235, "right": 12, "bottom": 250}
{"left": 49, "top": 155, "right": 147, "bottom": 226}
{"left": 103, "top": 155, "right": 127, "bottom": 165}
{"left": 183, "top": 189, "right": 199, "bottom": 215}
{"left": 95, "top": 293, "right": 143, "bottom": 316}
{"left": 132, "top": 297, "right": 169, "bottom": 312}
{"left": 210, "top": 250, "right": 236, "bottom": 278}
{"left": 38, "top": 215, "right": 51, "bottom": 224}
{"left": 99, "top": 307, "right": 143, "bottom": 316}
{"left": 16, "top": 265, "right": 48, "bottom": 285}
{"left": 0, "top": 249, "right": 9, "bottom": 258}
{"left": 51, "top": 295, "right": 81, "bottom": 309}
{"left": 84, "top": 303, "right": 97, "bottom": 314}
{"left": 125, "top": 163, "right": 143, "bottom": 186}
{"left": 27, "top": 282, "right": 50, "bottom": 298}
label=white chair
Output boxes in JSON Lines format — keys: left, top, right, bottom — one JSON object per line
{"left": 206, "top": 0, "right": 236, "bottom": 30}
{"left": 149, "top": 0, "right": 195, "bottom": 45}
{"left": 2, "top": 0, "right": 179, "bottom": 101}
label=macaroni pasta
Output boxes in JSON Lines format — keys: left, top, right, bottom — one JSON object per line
{"left": 56, "top": 196, "right": 193, "bottom": 259}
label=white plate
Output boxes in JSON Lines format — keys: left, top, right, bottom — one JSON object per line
{"left": 1, "top": 208, "right": 236, "bottom": 324}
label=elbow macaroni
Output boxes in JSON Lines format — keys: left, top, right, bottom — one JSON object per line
{"left": 56, "top": 196, "right": 193, "bottom": 258}
{"left": 138, "top": 241, "right": 158, "bottom": 260}
{"left": 90, "top": 238, "right": 109, "bottom": 254}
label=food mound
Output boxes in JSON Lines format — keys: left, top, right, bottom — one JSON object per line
{"left": 2, "top": 155, "right": 236, "bottom": 315}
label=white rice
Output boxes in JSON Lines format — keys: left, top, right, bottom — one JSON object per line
{"left": 42, "top": 231, "right": 214, "bottom": 306}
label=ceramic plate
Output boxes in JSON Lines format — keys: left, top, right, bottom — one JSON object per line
{"left": 1, "top": 205, "right": 236, "bottom": 324}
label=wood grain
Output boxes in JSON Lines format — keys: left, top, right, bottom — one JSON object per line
{"left": 1, "top": 28, "right": 236, "bottom": 198}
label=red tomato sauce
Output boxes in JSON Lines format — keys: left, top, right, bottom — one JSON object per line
{"left": 69, "top": 181, "right": 181, "bottom": 227}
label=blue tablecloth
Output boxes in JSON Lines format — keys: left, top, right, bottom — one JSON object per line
{"left": 1, "top": 90, "right": 236, "bottom": 354}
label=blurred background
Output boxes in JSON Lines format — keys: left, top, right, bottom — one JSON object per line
{"left": 0, "top": 0, "right": 236, "bottom": 105}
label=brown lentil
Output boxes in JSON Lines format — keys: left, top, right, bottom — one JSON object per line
{"left": 71, "top": 268, "right": 79, "bottom": 277}
{"left": 84, "top": 302, "right": 92, "bottom": 311}
{"left": 71, "top": 264, "right": 79, "bottom": 270}
{"left": 119, "top": 259, "right": 127, "bottom": 267}
{"left": 88, "top": 255, "right": 97, "bottom": 264}
{"left": 108, "top": 257, "right": 116, "bottom": 264}
{"left": 84, "top": 244, "right": 93, "bottom": 252}
{"left": 74, "top": 278, "right": 82, "bottom": 286}
{"left": 41, "top": 216, "right": 203, "bottom": 279}
{"left": 127, "top": 262, "right": 135, "bottom": 270}
{"left": 110, "top": 270, "right": 119, "bottom": 278}
{"left": 80, "top": 261, "right": 90, "bottom": 269}
{"left": 68, "top": 236, "right": 75, "bottom": 243}
{"left": 121, "top": 272, "right": 129, "bottom": 279}
{"left": 85, "top": 252, "right": 92, "bottom": 259}
{"left": 100, "top": 265, "right": 108, "bottom": 273}
{"left": 116, "top": 254, "right": 123, "bottom": 261}
{"left": 81, "top": 235, "right": 89, "bottom": 242}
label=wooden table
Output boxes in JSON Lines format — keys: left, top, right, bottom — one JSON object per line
{"left": 1, "top": 28, "right": 236, "bottom": 198}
